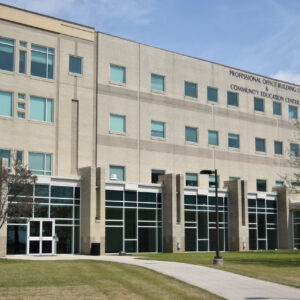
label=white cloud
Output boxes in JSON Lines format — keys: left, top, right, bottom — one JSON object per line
{"left": 1, "top": 0, "right": 157, "bottom": 26}
{"left": 273, "top": 71, "right": 300, "bottom": 85}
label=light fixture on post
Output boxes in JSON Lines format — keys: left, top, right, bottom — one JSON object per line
{"left": 200, "top": 169, "right": 223, "bottom": 266}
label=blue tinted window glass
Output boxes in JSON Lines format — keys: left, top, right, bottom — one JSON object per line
{"left": 289, "top": 105, "right": 298, "bottom": 119}
{"left": 18, "top": 112, "right": 25, "bottom": 119}
{"left": 256, "top": 179, "right": 267, "bottom": 192}
{"left": 16, "top": 151, "right": 23, "bottom": 164}
{"left": 228, "top": 133, "right": 239, "bottom": 148}
{"left": 30, "top": 96, "right": 52, "bottom": 122}
{"left": 110, "top": 114, "right": 125, "bottom": 133}
{"left": 19, "top": 41, "right": 27, "bottom": 48}
{"left": 151, "top": 74, "right": 164, "bottom": 91}
{"left": 207, "top": 87, "right": 217, "bottom": 102}
{"left": 290, "top": 143, "right": 299, "bottom": 156}
{"left": 47, "top": 54, "right": 54, "bottom": 79}
{"left": 19, "top": 50, "right": 26, "bottom": 74}
{"left": 208, "top": 130, "right": 218, "bottom": 146}
{"left": 69, "top": 55, "right": 82, "bottom": 74}
{"left": 185, "top": 82, "right": 197, "bottom": 98}
{"left": 31, "top": 45, "right": 54, "bottom": 79}
{"left": 227, "top": 92, "right": 238, "bottom": 106}
{"left": 254, "top": 97, "right": 264, "bottom": 112}
{"left": 0, "top": 149, "right": 11, "bottom": 167}
{"left": 275, "top": 181, "right": 284, "bottom": 186}
{"left": 0, "top": 91, "right": 12, "bottom": 117}
{"left": 229, "top": 177, "right": 240, "bottom": 181}
{"left": 18, "top": 103, "right": 25, "bottom": 109}
{"left": 46, "top": 99, "right": 53, "bottom": 122}
{"left": 186, "top": 173, "right": 198, "bottom": 186}
{"left": 273, "top": 102, "right": 281, "bottom": 115}
{"left": 255, "top": 138, "right": 265, "bottom": 152}
{"left": 151, "top": 169, "right": 165, "bottom": 183}
{"left": 185, "top": 127, "right": 198, "bottom": 143}
{"left": 274, "top": 141, "right": 283, "bottom": 155}
{"left": 151, "top": 121, "right": 165, "bottom": 138}
{"left": 110, "top": 65, "right": 125, "bottom": 83}
{"left": 109, "top": 166, "right": 125, "bottom": 181}
{"left": 0, "top": 37, "right": 14, "bottom": 72}
{"left": 28, "top": 152, "right": 52, "bottom": 175}
{"left": 209, "top": 175, "right": 219, "bottom": 188}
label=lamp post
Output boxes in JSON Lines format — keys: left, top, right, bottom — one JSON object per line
{"left": 200, "top": 169, "right": 223, "bottom": 265}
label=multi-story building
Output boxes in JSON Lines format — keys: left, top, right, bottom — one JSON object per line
{"left": 0, "top": 4, "right": 299, "bottom": 256}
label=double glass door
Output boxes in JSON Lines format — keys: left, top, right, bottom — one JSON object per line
{"left": 28, "top": 219, "right": 55, "bottom": 255}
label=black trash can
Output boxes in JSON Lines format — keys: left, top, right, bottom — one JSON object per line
{"left": 91, "top": 243, "right": 101, "bottom": 255}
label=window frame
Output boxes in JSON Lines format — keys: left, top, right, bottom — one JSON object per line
{"left": 109, "top": 64, "right": 126, "bottom": 84}
{"left": 274, "top": 140, "right": 283, "bottom": 155}
{"left": 256, "top": 179, "right": 267, "bottom": 192}
{"left": 151, "top": 73, "right": 165, "bottom": 92}
{"left": 227, "top": 91, "right": 239, "bottom": 107}
{"left": 151, "top": 120, "right": 165, "bottom": 139}
{"left": 109, "top": 113, "right": 126, "bottom": 134}
{"left": 185, "top": 126, "right": 198, "bottom": 143}
{"left": 208, "top": 130, "right": 219, "bottom": 146}
{"left": 0, "top": 37, "right": 15, "bottom": 72}
{"left": 28, "top": 152, "right": 52, "bottom": 175}
{"left": 29, "top": 95, "right": 53, "bottom": 123}
{"left": 184, "top": 81, "right": 197, "bottom": 99}
{"left": 151, "top": 169, "right": 165, "bottom": 183}
{"left": 273, "top": 101, "right": 282, "bottom": 116}
{"left": 255, "top": 137, "right": 266, "bottom": 153}
{"left": 0, "top": 149, "right": 11, "bottom": 168}
{"left": 186, "top": 172, "right": 198, "bottom": 187}
{"left": 207, "top": 86, "right": 218, "bottom": 103}
{"left": 254, "top": 97, "right": 264, "bottom": 113}
{"left": 290, "top": 143, "right": 299, "bottom": 157}
{"left": 69, "top": 55, "right": 83, "bottom": 75}
{"left": 0, "top": 90, "right": 13, "bottom": 118}
{"left": 109, "top": 165, "right": 125, "bottom": 181}
{"left": 228, "top": 133, "right": 240, "bottom": 149}
{"left": 289, "top": 105, "right": 298, "bottom": 120}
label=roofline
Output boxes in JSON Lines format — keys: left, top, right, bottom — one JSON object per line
{"left": 0, "top": 3, "right": 95, "bottom": 30}
{"left": 97, "top": 30, "right": 300, "bottom": 89}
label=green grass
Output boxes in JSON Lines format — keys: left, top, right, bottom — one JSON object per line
{"left": 138, "top": 250, "right": 300, "bottom": 288}
{"left": 0, "top": 260, "right": 222, "bottom": 299}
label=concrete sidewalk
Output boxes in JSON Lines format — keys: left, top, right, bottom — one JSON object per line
{"left": 7, "top": 254, "right": 300, "bottom": 300}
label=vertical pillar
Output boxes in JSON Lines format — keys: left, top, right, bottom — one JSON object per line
{"left": 79, "top": 166, "right": 105, "bottom": 255}
{"left": 272, "top": 186, "right": 293, "bottom": 249}
{"left": 159, "top": 174, "right": 184, "bottom": 252}
{"left": 0, "top": 158, "right": 8, "bottom": 257}
{"left": 224, "top": 180, "right": 249, "bottom": 251}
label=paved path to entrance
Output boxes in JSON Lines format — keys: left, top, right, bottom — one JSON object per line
{"left": 7, "top": 254, "right": 300, "bottom": 300}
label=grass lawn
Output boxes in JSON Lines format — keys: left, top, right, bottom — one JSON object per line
{"left": 0, "top": 260, "right": 222, "bottom": 300}
{"left": 138, "top": 250, "right": 300, "bottom": 288}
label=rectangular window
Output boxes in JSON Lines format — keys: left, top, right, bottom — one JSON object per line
{"left": 0, "top": 149, "right": 11, "bottom": 168}
{"left": 273, "top": 102, "right": 281, "bottom": 116}
{"left": 109, "top": 114, "right": 125, "bottom": 133}
{"left": 229, "top": 177, "right": 240, "bottom": 181}
{"left": 29, "top": 96, "right": 53, "bottom": 122}
{"left": 18, "top": 112, "right": 25, "bottom": 119}
{"left": 69, "top": 55, "right": 82, "bottom": 74}
{"left": 208, "top": 130, "right": 218, "bottom": 146}
{"left": 151, "top": 169, "right": 165, "bottom": 183}
{"left": 209, "top": 175, "right": 219, "bottom": 188}
{"left": 18, "top": 93, "right": 25, "bottom": 101}
{"left": 16, "top": 150, "right": 23, "bottom": 164}
{"left": 19, "top": 41, "right": 27, "bottom": 48}
{"left": 109, "top": 165, "right": 125, "bottom": 181}
{"left": 185, "top": 81, "right": 197, "bottom": 98}
{"left": 227, "top": 91, "right": 238, "bottom": 107}
{"left": 110, "top": 64, "right": 125, "bottom": 83}
{"left": 19, "top": 50, "right": 26, "bottom": 74}
{"left": 185, "top": 126, "right": 198, "bottom": 143}
{"left": 31, "top": 44, "right": 54, "bottom": 79}
{"left": 151, "top": 121, "right": 165, "bottom": 138}
{"left": 0, "top": 91, "right": 12, "bottom": 117}
{"left": 255, "top": 138, "right": 266, "bottom": 152}
{"left": 228, "top": 133, "right": 240, "bottom": 148}
{"left": 28, "top": 152, "right": 52, "bottom": 175}
{"left": 254, "top": 97, "right": 264, "bottom": 112}
{"left": 18, "top": 103, "right": 25, "bottom": 110}
{"left": 289, "top": 105, "right": 298, "bottom": 119}
{"left": 151, "top": 74, "right": 164, "bottom": 91}
{"left": 274, "top": 141, "right": 283, "bottom": 155}
{"left": 0, "top": 37, "right": 14, "bottom": 72}
{"left": 290, "top": 143, "right": 299, "bottom": 157}
{"left": 186, "top": 173, "right": 198, "bottom": 186}
{"left": 256, "top": 179, "right": 267, "bottom": 192}
{"left": 207, "top": 87, "right": 217, "bottom": 102}
{"left": 275, "top": 181, "right": 284, "bottom": 186}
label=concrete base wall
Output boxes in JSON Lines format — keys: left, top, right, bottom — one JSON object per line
{"left": 225, "top": 180, "right": 249, "bottom": 251}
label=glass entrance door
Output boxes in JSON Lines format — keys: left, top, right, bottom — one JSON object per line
{"left": 28, "top": 219, "right": 54, "bottom": 255}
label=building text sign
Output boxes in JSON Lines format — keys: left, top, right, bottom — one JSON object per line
{"left": 229, "top": 70, "right": 300, "bottom": 105}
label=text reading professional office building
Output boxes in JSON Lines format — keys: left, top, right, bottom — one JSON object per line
{"left": 0, "top": 4, "right": 299, "bottom": 256}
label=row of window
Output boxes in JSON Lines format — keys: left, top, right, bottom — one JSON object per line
{"left": 109, "top": 114, "right": 298, "bottom": 156}
{"left": 0, "top": 149, "right": 52, "bottom": 175}
{"left": 109, "top": 64, "right": 298, "bottom": 119}
{"left": 109, "top": 165, "right": 282, "bottom": 192}
{"left": 0, "top": 37, "right": 82, "bottom": 78}
{"left": 0, "top": 91, "right": 53, "bottom": 122}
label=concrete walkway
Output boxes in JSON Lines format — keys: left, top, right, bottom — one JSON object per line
{"left": 7, "top": 254, "right": 300, "bottom": 300}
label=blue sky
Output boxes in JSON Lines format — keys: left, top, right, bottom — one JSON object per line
{"left": 2, "top": 0, "right": 300, "bottom": 83}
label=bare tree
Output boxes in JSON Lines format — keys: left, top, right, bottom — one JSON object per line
{"left": 0, "top": 159, "right": 36, "bottom": 229}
